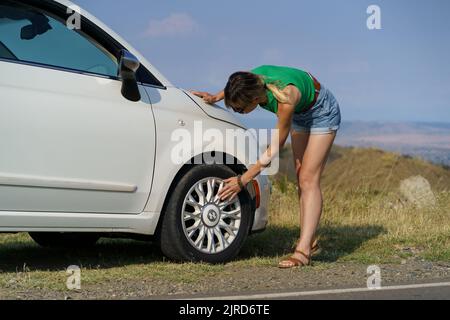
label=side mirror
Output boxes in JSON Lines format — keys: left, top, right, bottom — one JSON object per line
{"left": 119, "top": 49, "right": 141, "bottom": 102}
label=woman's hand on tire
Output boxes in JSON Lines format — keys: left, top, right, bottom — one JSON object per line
{"left": 218, "top": 176, "right": 242, "bottom": 201}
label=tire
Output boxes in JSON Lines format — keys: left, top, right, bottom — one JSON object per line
{"left": 159, "top": 165, "right": 252, "bottom": 263}
{"left": 29, "top": 232, "right": 100, "bottom": 248}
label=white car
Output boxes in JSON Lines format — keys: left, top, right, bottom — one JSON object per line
{"left": 0, "top": 0, "right": 270, "bottom": 263}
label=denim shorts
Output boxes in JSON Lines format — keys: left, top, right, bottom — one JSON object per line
{"left": 291, "top": 85, "right": 341, "bottom": 134}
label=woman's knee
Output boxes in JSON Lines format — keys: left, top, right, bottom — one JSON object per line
{"left": 299, "top": 171, "right": 320, "bottom": 191}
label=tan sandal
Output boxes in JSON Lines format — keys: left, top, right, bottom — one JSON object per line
{"left": 293, "top": 238, "right": 321, "bottom": 257}
{"left": 311, "top": 240, "right": 321, "bottom": 257}
{"left": 278, "top": 250, "right": 311, "bottom": 269}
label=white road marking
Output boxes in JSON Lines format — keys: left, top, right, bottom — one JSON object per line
{"left": 187, "top": 282, "right": 450, "bottom": 300}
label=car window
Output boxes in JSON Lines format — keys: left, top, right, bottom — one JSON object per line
{"left": 0, "top": 2, "right": 118, "bottom": 77}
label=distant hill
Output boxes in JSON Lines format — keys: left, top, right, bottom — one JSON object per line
{"left": 275, "top": 145, "right": 450, "bottom": 194}
{"left": 335, "top": 121, "right": 450, "bottom": 166}
{"left": 243, "top": 120, "right": 450, "bottom": 165}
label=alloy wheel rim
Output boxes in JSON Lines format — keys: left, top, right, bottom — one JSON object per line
{"left": 181, "top": 177, "right": 242, "bottom": 254}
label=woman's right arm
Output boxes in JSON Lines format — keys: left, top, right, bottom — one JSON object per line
{"left": 190, "top": 90, "right": 224, "bottom": 104}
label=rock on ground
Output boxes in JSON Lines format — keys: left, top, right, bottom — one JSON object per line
{"left": 399, "top": 175, "right": 436, "bottom": 208}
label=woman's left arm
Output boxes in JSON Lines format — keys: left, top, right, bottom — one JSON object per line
{"left": 218, "top": 85, "right": 301, "bottom": 201}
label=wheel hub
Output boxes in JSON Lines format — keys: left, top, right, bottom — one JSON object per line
{"left": 202, "top": 204, "right": 220, "bottom": 227}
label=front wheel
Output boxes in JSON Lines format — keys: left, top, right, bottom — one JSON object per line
{"left": 158, "top": 165, "right": 253, "bottom": 263}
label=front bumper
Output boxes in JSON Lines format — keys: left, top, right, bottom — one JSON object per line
{"left": 250, "top": 174, "right": 271, "bottom": 233}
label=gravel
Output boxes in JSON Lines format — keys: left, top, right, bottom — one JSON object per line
{"left": 1, "top": 260, "right": 449, "bottom": 300}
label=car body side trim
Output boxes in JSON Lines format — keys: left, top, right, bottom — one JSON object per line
{"left": 0, "top": 210, "right": 160, "bottom": 235}
{"left": 0, "top": 173, "right": 137, "bottom": 193}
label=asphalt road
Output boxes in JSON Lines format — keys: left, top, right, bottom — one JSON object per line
{"left": 274, "top": 286, "right": 450, "bottom": 300}
{"left": 164, "top": 281, "right": 450, "bottom": 300}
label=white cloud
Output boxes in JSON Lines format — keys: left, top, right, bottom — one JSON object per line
{"left": 144, "top": 13, "right": 199, "bottom": 37}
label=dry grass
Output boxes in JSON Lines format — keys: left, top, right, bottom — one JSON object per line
{"left": 266, "top": 179, "right": 450, "bottom": 264}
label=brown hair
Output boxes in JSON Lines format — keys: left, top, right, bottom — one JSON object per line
{"left": 224, "top": 71, "right": 290, "bottom": 112}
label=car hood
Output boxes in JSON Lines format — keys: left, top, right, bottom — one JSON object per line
{"left": 181, "top": 89, "right": 247, "bottom": 130}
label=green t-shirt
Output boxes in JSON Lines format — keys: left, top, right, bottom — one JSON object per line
{"left": 250, "top": 65, "right": 315, "bottom": 114}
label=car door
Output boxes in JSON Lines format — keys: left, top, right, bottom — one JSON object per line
{"left": 0, "top": 1, "right": 156, "bottom": 213}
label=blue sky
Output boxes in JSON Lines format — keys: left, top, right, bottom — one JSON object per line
{"left": 75, "top": 0, "right": 450, "bottom": 128}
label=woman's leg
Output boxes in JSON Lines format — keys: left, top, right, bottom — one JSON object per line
{"left": 280, "top": 131, "right": 336, "bottom": 266}
{"left": 296, "top": 132, "right": 336, "bottom": 256}
{"left": 290, "top": 130, "right": 310, "bottom": 232}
